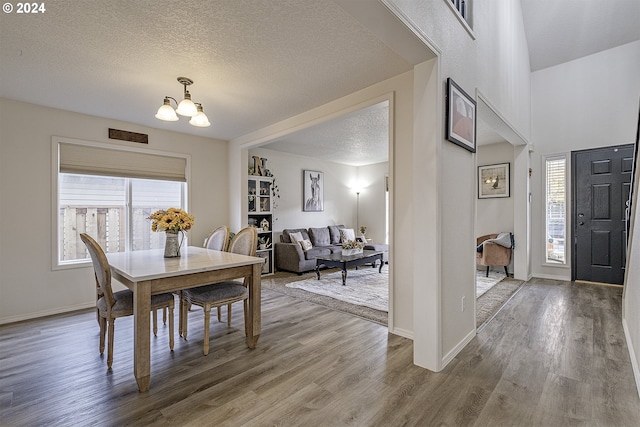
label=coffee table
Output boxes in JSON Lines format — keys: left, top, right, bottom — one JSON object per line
{"left": 315, "top": 250, "right": 384, "bottom": 286}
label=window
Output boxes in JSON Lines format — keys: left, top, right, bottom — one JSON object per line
{"left": 447, "top": 0, "right": 473, "bottom": 29}
{"left": 545, "top": 156, "right": 567, "bottom": 264}
{"left": 58, "top": 174, "right": 184, "bottom": 263}
{"left": 53, "top": 138, "right": 189, "bottom": 266}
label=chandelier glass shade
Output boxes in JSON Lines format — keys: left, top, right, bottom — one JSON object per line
{"left": 156, "top": 77, "right": 210, "bottom": 127}
{"left": 189, "top": 104, "right": 211, "bottom": 127}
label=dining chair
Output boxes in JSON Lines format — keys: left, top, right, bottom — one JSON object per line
{"left": 177, "top": 225, "right": 230, "bottom": 337}
{"left": 204, "top": 225, "right": 230, "bottom": 252}
{"left": 80, "top": 233, "right": 175, "bottom": 368}
{"left": 181, "top": 226, "right": 258, "bottom": 355}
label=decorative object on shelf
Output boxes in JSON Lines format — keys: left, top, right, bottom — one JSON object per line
{"left": 258, "top": 237, "right": 271, "bottom": 250}
{"left": 155, "top": 77, "right": 210, "bottom": 127}
{"left": 341, "top": 239, "right": 365, "bottom": 256}
{"left": 260, "top": 218, "right": 270, "bottom": 231}
{"left": 303, "top": 170, "right": 324, "bottom": 212}
{"left": 359, "top": 225, "right": 367, "bottom": 236}
{"left": 478, "top": 162, "right": 510, "bottom": 199}
{"left": 445, "top": 77, "right": 476, "bottom": 153}
{"left": 147, "top": 208, "right": 195, "bottom": 257}
{"left": 251, "top": 156, "right": 269, "bottom": 176}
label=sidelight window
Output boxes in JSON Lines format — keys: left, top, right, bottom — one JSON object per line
{"left": 545, "top": 156, "right": 567, "bottom": 264}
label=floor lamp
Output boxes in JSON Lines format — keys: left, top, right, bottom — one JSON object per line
{"left": 356, "top": 191, "right": 360, "bottom": 230}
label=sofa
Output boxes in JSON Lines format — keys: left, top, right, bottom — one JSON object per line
{"left": 275, "top": 226, "right": 344, "bottom": 274}
{"left": 275, "top": 225, "right": 389, "bottom": 274}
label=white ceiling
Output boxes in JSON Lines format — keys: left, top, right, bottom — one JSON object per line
{"left": 0, "top": 0, "right": 418, "bottom": 142}
{"left": 1, "top": 1, "right": 639, "bottom": 166}
{"left": 520, "top": 0, "right": 640, "bottom": 71}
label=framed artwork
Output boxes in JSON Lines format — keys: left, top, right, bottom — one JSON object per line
{"left": 478, "top": 163, "right": 510, "bottom": 199}
{"left": 303, "top": 170, "right": 324, "bottom": 211}
{"left": 445, "top": 77, "right": 476, "bottom": 153}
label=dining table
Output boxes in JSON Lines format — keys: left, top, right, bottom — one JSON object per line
{"left": 106, "top": 246, "right": 264, "bottom": 392}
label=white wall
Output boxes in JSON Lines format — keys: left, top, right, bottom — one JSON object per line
{"left": 0, "top": 99, "right": 228, "bottom": 324}
{"left": 530, "top": 40, "right": 640, "bottom": 280}
{"left": 391, "top": 0, "right": 532, "bottom": 368}
{"left": 356, "top": 162, "right": 388, "bottom": 244}
{"left": 623, "top": 149, "right": 640, "bottom": 396}
{"left": 476, "top": 141, "right": 515, "bottom": 240}
{"left": 247, "top": 147, "right": 356, "bottom": 233}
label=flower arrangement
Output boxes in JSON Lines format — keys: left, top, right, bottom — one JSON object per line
{"left": 148, "top": 208, "right": 195, "bottom": 233}
{"left": 342, "top": 239, "right": 365, "bottom": 250}
{"left": 359, "top": 225, "right": 367, "bottom": 235}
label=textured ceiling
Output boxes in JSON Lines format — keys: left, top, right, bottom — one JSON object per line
{"left": 0, "top": 0, "right": 416, "bottom": 142}
{"left": 263, "top": 101, "right": 389, "bottom": 166}
{"left": 3, "top": 1, "right": 638, "bottom": 166}
{"left": 521, "top": 0, "right": 640, "bottom": 71}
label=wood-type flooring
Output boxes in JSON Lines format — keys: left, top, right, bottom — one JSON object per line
{"left": 1, "top": 277, "right": 639, "bottom": 426}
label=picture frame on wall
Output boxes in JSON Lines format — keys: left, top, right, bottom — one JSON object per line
{"left": 303, "top": 170, "right": 324, "bottom": 211}
{"left": 445, "top": 77, "right": 476, "bottom": 153}
{"left": 478, "top": 162, "right": 510, "bottom": 199}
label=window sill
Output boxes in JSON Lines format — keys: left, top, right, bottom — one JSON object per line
{"left": 542, "top": 262, "right": 570, "bottom": 269}
{"left": 52, "top": 259, "right": 91, "bottom": 271}
{"left": 443, "top": 0, "right": 476, "bottom": 40}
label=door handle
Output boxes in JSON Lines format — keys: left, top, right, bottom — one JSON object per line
{"left": 579, "top": 221, "right": 585, "bottom": 226}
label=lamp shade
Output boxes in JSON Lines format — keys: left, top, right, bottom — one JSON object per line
{"left": 189, "top": 104, "right": 211, "bottom": 127}
{"left": 176, "top": 92, "right": 197, "bottom": 116}
{"left": 155, "top": 98, "right": 179, "bottom": 121}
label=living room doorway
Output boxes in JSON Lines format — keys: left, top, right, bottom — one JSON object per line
{"left": 232, "top": 94, "right": 394, "bottom": 328}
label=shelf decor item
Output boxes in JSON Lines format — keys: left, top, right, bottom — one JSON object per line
{"left": 147, "top": 208, "right": 195, "bottom": 257}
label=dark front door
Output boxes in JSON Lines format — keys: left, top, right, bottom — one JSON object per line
{"left": 572, "top": 144, "right": 634, "bottom": 284}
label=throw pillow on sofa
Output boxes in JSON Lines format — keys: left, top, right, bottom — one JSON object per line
{"left": 328, "top": 225, "right": 345, "bottom": 244}
{"left": 299, "top": 239, "right": 313, "bottom": 251}
{"left": 289, "top": 231, "right": 304, "bottom": 244}
{"left": 309, "top": 227, "right": 331, "bottom": 246}
{"left": 339, "top": 228, "right": 356, "bottom": 242}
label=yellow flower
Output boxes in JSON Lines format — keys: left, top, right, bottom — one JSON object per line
{"left": 148, "top": 208, "right": 194, "bottom": 233}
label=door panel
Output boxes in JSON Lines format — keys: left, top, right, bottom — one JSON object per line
{"left": 572, "top": 145, "right": 634, "bottom": 284}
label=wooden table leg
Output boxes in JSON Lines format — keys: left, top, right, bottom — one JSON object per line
{"left": 246, "top": 263, "right": 262, "bottom": 349}
{"left": 133, "top": 280, "right": 151, "bottom": 392}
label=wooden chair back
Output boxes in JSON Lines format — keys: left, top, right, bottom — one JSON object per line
{"left": 204, "top": 225, "right": 230, "bottom": 251}
{"left": 228, "top": 227, "right": 258, "bottom": 257}
{"left": 80, "top": 233, "right": 115, "bottom": 308}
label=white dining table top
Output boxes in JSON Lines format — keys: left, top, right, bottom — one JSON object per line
{"left": 106, "top": 246, "right": 264, "bottom": 282}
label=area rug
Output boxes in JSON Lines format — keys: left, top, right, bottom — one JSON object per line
{"left": 285, "top": 268, "right": 388, "bottom": 312}
{"left": 476, "top": 269, "right": 507, "bottom": 297}
{"left": 262, "top": 269, "right": 388, "bottom": 325}
{"left": 476, "top": 277, "right": 524, "bottom": 327}
{"left": 263, "top": 268, "right": 523, "bottom": 328}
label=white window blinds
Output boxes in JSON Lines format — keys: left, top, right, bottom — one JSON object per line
{"left": 59, "top": 142, "right": 187, "bottom": 182}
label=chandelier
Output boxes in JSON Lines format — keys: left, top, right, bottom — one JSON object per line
{"left": 155, "top": 77, "right": 210, "bottom": 127}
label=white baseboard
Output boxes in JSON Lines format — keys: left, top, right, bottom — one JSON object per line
{"left": 622, "top": 318, "right": 640, "bottom": 399}
{"left": 390, "top": 327, "right": 413, "bottom": 340}
{"left": 441, "top": 328, "right": 476, "bottom": 368}
{"left": 531, "top": 273, "right": 570, "bottom": 281}
{"left": 0, "top": 302, "right": 94, "bottom": 325}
